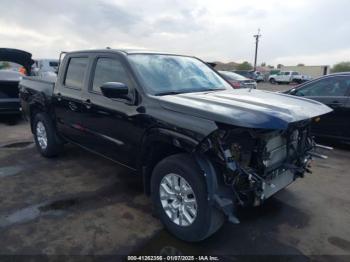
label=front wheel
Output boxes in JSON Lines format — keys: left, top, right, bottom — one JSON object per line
{"left": 151, "top": 154, "right": 224, "bottom": 242}
{"left": 269, "top": 78, "right": 276, "bottom": 84}
{"left": 33, "top": 112, "right": 62, "bottom": 157}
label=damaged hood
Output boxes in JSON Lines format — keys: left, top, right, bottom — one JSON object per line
{"left": 156, "top": 89, "right": 332, "bottom": 130}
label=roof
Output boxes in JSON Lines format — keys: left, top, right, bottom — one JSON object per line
{"left": 66, "top": 48, "right": 192, "bottom": 57}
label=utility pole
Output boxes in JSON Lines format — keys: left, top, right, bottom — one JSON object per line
{"left": 253, "top": 29, "right": 262, "bottom": 71}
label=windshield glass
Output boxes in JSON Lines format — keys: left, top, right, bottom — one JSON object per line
{"left": 128, "top": 54, "right": 231, "bottom": 95}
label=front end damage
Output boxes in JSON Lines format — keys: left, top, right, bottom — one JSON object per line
{"left": 196, "top": 119, "right": 330, "bottom": 223}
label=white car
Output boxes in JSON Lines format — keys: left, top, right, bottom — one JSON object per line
{"left": 269, "top": 71, "right": 312, "bottom": 84}
{"left": 31, "top": 59, "right": 59, "bottom": 77}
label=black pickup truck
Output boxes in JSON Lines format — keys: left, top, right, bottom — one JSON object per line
{"left": 19, "top": 49, "right": 332, "bottom": 241}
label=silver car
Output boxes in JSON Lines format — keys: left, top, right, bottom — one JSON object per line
{"left": 219, "top": 70, "right": 257, "bottom": 89}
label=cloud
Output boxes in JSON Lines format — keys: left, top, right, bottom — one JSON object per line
{"left": 0, "top": 0, "right": 349, "bottom": 66}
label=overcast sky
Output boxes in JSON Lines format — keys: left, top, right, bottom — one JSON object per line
{"left": 1, "top": 0, "right": 349, "bottom": 66}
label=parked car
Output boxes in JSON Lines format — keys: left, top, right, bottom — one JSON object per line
{"left": 269, "top": 71, "right": 312, "bottom": 84}
{"left": 20, "top": 49, "right": 331, "bottom": 241}
{"left": 0, "top": 48, "right": 33, "bottom": 116}
{"left": 234, "top": 70, "right": 264, "bottom": 82}
{"left": 32, "top": 59, "right": 59, "bottom": 78}
{"left": 285, "top": 73, "right": 350, "bottom": 141}
{"left": 219, "top": 70, "right": 257, "bottom": 89}
{"left": 254, "top": 71, "right": 265, "bottom": 82}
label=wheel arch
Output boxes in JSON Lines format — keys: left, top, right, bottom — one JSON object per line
{"left": 141, "top": 128, "right": 240, "bottom": 224}
{"left": 28, "top": 94, "right": 53, "bottom": 133}
{"left": 140, "top": 128, "right": 201, "bottom": 195}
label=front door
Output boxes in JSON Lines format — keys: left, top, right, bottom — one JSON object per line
{"left": 294, "top": 75, "right": 350, "bottom": 139}
{"left": 79, "top": 54, "right": 142, "bottom": 169}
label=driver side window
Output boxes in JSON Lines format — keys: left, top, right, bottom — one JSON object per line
{"left": 295, "top": 76, "right": 349, "bottom": 97}
{"left": 92, "top": 57, "right": 133, "bottom": 93}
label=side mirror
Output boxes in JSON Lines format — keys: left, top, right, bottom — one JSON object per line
{"left": 288, "top": 88, "right": 296, "bottom": 95}
{"left": 100, "top": 82, "right": 129, "bottom": 99}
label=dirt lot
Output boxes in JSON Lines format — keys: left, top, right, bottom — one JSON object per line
{"left": 0, "top": 83, "right": 349, "bottom": 260}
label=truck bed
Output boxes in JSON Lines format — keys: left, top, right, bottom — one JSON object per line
{"left": 19, "top": 76, "right": 55, "bottom": 97}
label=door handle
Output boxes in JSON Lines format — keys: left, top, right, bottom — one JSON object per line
{"left": 83, "top": 99, "right": 92, "bottom": 109}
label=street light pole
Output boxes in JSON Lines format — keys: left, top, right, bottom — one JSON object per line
{"left": 253, "top": 29, "right": 262, "bottom": 71}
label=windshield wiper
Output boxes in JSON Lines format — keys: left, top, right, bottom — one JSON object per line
{"left": 155, "top": 88, "right": 226, "bottom": 96}
{"left": 154, "top": 91, "right": 184, "bottom": 96}
{"left": 199, "top": 88, "right": 226, "bottom": 92}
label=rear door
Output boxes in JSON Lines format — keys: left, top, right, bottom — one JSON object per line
{"left": 53, "top": 55, "right": 92, "bottom": 143}
{"left": 294, "top": 75, "right": 350, "bottom": 139}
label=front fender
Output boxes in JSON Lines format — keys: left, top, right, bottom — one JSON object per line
{"left": 141, "top": 127, "right": 200, "bottom": 153}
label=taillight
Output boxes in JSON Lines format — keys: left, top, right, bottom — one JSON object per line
{"left": 19, "top": 67, "right": 27, "bottom": 76}
{"left": 229, "top": 81, "right": 241, "bottom": 89}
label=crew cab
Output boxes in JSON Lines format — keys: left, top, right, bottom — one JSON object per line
{"left": 20, "top": 49, "right": 331, "bottom": 241}
{"left": 269, "top": 71, "right": 312, "bottom": 84}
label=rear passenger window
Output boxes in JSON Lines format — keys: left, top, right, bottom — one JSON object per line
{"left": 64, "top": 57, "right": 88, "bottom": 89}
{"left": 92, "top": 58, "right": 132, "bottom": 93}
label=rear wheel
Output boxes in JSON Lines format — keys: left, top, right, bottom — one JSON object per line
{"left": 269, "top": 78, "right": 276, "bottom": 84}
{"left": 151, "top": 154, "right": 224, "bottom": 242}
{"left": 33, "top": 112, "right": 62, "bottom": 157}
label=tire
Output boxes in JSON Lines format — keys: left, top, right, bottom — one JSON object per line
{"left": 33, "top": 112, "right": 62, "bottom": 157}
{"left": 151, "top": 153, "right": 225, "bottom": 242}
{"left": 269, "top": 78, "right": 276, "bottom": 84}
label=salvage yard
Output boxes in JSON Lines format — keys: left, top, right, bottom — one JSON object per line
{"left": 0, "top": 83, "right": 349, "bottom": 260}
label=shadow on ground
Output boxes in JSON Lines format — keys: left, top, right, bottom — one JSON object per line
{"left": 133, "top": 196, "right": 309, "bottom": 258}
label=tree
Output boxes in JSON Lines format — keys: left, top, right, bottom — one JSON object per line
{"left": 236, "top": 61, "right": 253, "bottom": 70}
{"left": 260, "top": 62, "right": 266, "bottom": 67}
{"left": 297, "top": 63, "right": 305, "bottom": 66}
{"left": 277, "top": 64, "right": 284, "bottom": 69}
{"left": 331, "top": 62, "right": 350, "bottom": 73}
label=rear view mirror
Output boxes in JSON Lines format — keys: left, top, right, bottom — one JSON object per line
{"left": 100, "top": 82, "right": 129, "bottom": 99}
